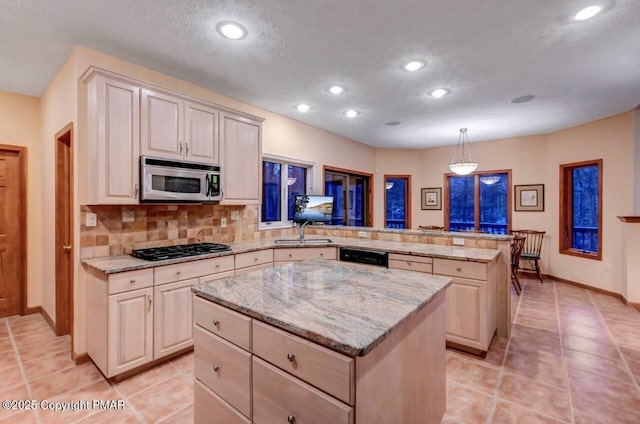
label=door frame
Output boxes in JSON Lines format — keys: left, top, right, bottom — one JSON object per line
{"left": 0, "top": 144, "right": 27, "bottom": 316}
{"left": 55, "top": 123, "right": 74, "bottom": 336}
{"left": 322, "top": 165, "right": 374, "bottom": 227}
{"left": 383, "top": 174, "right": 412, "bottom": 229}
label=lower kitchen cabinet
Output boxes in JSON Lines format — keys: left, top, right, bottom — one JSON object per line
{"left": 273, "top": 247, "right": 337, "bottom": 266}
{"left": 107, "top": 287, "right": 154, "bottom": 376}
{"left": 153, "top": 278, "right": 198, "bottom": 358}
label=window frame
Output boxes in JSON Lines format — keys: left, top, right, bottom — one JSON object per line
{"left": 259, "top": 154, "right": 315, "bottom": 230}
{"left": 383, "top": 174, "right": 412, "bottom": 229}
{"left": 559, "top": 159, "right": 603, "bottom": 260}
{"left": 443, "top": 169, "right": 512, "bottom": 234}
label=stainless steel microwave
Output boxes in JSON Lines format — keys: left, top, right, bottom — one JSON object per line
{"left": 140, "top": 156, "right": 222, "bottom": 203}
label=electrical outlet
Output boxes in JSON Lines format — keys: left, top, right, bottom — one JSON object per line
{"left": 122, "top": 211, "right": 135, "bottom": 223}
{"left": 221, "top": 218, "right": 227, "bottom": 228}
{"left": 358, "top": 231, "right": 367, "bottom": 238}
{"left": 231, "top": 211, "right": 240, "bottom": 220}
{"left": 86, "top": 213, "right": 97, "bottom": 227}
{"left": 452, "top": 238, "right": 465, "bottom": 246}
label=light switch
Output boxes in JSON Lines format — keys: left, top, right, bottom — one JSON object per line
{"left": 221, "top": 218, "right": 227, "bottom": 228}
{"left": 86, "top": 213, "right": 97, "bottom": 227}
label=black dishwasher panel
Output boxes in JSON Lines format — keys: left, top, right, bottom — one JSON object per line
{"left": 339, "top": 247, "right": 389, "bottom": 268}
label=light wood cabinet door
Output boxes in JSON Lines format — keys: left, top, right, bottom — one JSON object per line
{"left": 185, "top": 101, "right": 219, "bottom": 164}
{"left": 92, "top": 76, "right": 140, "bottom": 204}
{"left": 220, "top": 113, "right": 262, "bottom": 205}
{"left": 108, "top": 287, "right": 153, "bottom": 377}
{"left": 153, "top": 278, "right": 197, "bottom": 359}
{"left": 140, "top": 88, "right": 183, "bottom": 160}
{"left": 445, "top": 277, "right": 486, "bottom": 350}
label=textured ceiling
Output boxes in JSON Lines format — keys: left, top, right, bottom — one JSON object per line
{"left": 1, "top": 0, "right": 639, "bottom": 148}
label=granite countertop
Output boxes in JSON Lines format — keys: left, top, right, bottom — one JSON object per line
{"left": 192, "top": 259, "right": 452, "bottom": 357}
{"left": 82, "top": 236, "right": 500, "bottom": 274}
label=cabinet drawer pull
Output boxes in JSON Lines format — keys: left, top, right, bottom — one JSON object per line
{"left": 212, "top": 365, "right": 220, "bottom": 372}
{"left": 406, "top": 261, "right": 411, "bottom": 266}
{"left": 215, "top": 264, "right": 220, "bottom": 269}
{"left": 288, "top": 254, "right": 293, "bottom": 258}
{"left": 319, "top": 253, "right": 324, "bottom": 257}
{"left": 287, "top": 416, "right": 296, "bottom": 423}
{"left": 185, "top": 143, "right": 189, "bottom": 155}
{"left": 147, "top": 295, "right": 152, "bottom": 311}
{"left": 134, "top": 184, "right": 139, "bottom": 197}
{"left": 179, "top": 142, "right": 183, "bottom": 155}
{"left": 176, "top": 271, "right": 182, "bottom": 276}
{"left": 212, "top": 319, "right": 220, "bottom": 326}
{"left": 129, "top": 279, "right": 136, "bottom": 284}
{"left": 254, "top": 257, "right": 259, "bottom": 261}
{"left": 287, "top": 353, "right": 296, "bottom": 362}
{"left": 456, "top": 266, "right": 462, "bottom": 271}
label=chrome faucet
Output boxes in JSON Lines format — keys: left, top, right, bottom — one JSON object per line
{"left": 298, "top": 221, "right": 310, "bottom": 241}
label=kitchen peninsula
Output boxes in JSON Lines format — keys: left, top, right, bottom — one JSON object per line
{"left": 192, "top": 259, "right": 452, "bottom": 424}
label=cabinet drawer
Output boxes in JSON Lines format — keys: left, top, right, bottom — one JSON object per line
{"left": 252, "top": 321, "right": 354, "bottom": 405}
{"left": 388, "top": 253, "right": 433, "bottom": 264}
{"left": 253, "top": 357, "right": 353, "bottom": 424}
{"left": 273, "top": 247, "right": 337, "bottom": 262}
{"left": 194, "top": 326, "right": 251, "bottom": 418}
{"left": 199, "top": 270, "right": 235, "bottom": 284}
{"left": 108, "top": 269, "right": 154, "bottom": 295}
{"left": 235, "top": 249, "right": 273, "bottom": 269}
{"left": 388, "top": 259, "right": 433, "bottom": 274}
{"left": 234, "top": 262, "right": 273, "bottom": 276}
{"left": 195, "top": 380, "right": 250, "bottom": 424}
{"left": 155, "top": 256, "right": 235, "bottom": 285}
{"left": 433, "top": 258, "right": 487, "bottom": 280}
{"left": 193, "top": 296, "right": 251, "bottom": 350}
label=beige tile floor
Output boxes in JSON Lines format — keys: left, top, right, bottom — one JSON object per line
{"left": 1, "top": 276, "right": 639, "bottom": 423}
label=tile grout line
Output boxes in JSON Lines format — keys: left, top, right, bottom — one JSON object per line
{"left": 110, "top": 379, "right": 146, "bottom": 424}
{"left": 587, "top": 290, "right": 640, "bottom": 394}
{"left": 6, "top": 317, "right": 42, "bottom": 424}
{"left": 485, "top": 277, "right": 526, "bottom": 423}
{"left": 553, "top": 280, "right": 576, "bottom": 424}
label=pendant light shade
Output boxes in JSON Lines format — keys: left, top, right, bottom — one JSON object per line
{"left": 449, "top": 128, "right": 478, "bottom": 175}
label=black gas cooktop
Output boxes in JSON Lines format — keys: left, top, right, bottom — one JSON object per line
{"left": 131, "top": 243, "right": 232, "bottom": 261}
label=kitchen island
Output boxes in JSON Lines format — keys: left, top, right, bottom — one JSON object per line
{"left": 192, "top": 259, "right": 452, "bottom": 424}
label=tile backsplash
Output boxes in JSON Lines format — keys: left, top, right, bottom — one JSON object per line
{"left": 79, "top": 204, "right": 295, "bottom": 259}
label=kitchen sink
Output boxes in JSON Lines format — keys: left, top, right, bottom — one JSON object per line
{"left": 274, "top": 238, "right": 333, "bottom": 245}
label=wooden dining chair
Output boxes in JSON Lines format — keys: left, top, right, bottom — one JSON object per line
{"left": 418, "top": 225, "right": 444, "bottom": 231}
{"left": 510, "top": 235, "right": 526, "bottom": 295}
{"left": 511, "top": 229, "right": 545, "bottom": 283}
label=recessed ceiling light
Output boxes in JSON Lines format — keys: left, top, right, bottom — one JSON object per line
{"left": 385, "top": 121, "right": 402, "bottom": 126}
{"left": 344, "top": 109, "right": 359, "bottom": 118}
{"left": 296, "top": 104, "right": 311, "bottom": 112}
{"left": 510, "top": 95, "right": 536, "bottom": 104}
{"left": 429, "top": 88, "right": 450, "bottom": 98}
{"left": 403, "top": 61, "right": 425, "bottom": 72}
{"left": 328, "top": 86, "right": 345, "bottom": 95}
{"left": 574, "top": 5, "right": 602, "bottom": 21}
{"left": 216, "top": 21, "right": 247, "bottom": 39}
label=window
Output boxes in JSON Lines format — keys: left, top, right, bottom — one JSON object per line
{"left": 384, "top": 175, "right": 411, "bottom": 229}
{"left": 260, "top": 156, "right": 313, "bottom": 228}
{"left": 324, "top": 167, "right": 372, "bottom": 226}
{"left": 445, "top": 171, "right": 511, "bottom": 234}
{"left": 559, "top": 159, "right": 602, "bottom": 259}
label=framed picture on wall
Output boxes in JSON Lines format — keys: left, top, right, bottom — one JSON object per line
{"left": 514, "top": 184, "right": 544, "bottom": 211}
{"left": 421, "top": 187, "right": 442, "bottom": 210}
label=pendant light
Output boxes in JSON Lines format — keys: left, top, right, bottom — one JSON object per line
{"left": 449, "top": 128, "right": 478, "bottom": 175}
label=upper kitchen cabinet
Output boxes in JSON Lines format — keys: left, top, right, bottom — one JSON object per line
{"left": 81, "top": 70, "right": 140, "bottom": 204}
{"left": 220, "top": 113, "right": 263, "bottom": 205}
{"left": 141, "top": 89, "right": 219, "bottom": 164}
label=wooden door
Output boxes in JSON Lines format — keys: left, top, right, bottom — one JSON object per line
{"left": 0, "top": 147, "right": 26, "bottom": 318}
{"left": 108, "top": 287, "right": 154, "bottom": 376}
{"left": 220, "top": 114, "right": 261, "bottom": 205}
{"left": 153, "top": 278, "right": 197, "bottom": 359}
{"left": 185, "top": 101, "right": 218, "bottom": 164}
{"left": 55, "top": 124, "right": 73, "bottom": 335}
{"left": 140, "top": 88, "right": 183, "bottom": 160}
